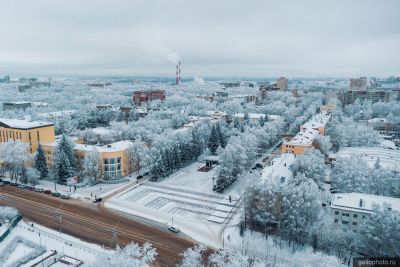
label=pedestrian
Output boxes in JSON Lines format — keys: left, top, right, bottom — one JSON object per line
{"left": 91, "top": 193, "right": 93, "bottom": 197}
{"left": 229, "top": 195, "right": 232, "bottom": 203}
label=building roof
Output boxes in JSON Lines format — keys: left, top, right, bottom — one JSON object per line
{"left": 3, "top": 101, "right": 31, "bottom": 105}
{"left": 261, "top": 153, "right": 295, "bottom": 182}
{"left": 0, "top": 118, "right": 54, "bottom": 129}
{"left": 44, "top": 138, "right": 132, "bottom": 153}
{"left": 331, "top": 193, "right": 400, "bottom": 214}
{"left": 336, "top": 147, "right": 400, "bottom": 172}
{"left": 283, "top": 112, "right": 330, "bottom": 146}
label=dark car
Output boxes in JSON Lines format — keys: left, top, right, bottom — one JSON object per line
{"left": 0, "top": 178, "right": 3, "bottom": 182}
{"left": 10, "top": 182, "right": 18, "bottom": 186}
{"left": 26, "top": 186, "right": 34, "bottom": 191}
{"left": 136, "top": 175, "right": 143, "bottom": 180}
{"left": 52, "top": 192, "right": 61, "bottom": 197}
{"left": 3, "top": 180, "right": 10, "bottom": 185}
{"left": 44, "top": 190, "right": 52, "bottom": 195}
{"left": 93, "top": 197, "right": 103, "bottom": 203}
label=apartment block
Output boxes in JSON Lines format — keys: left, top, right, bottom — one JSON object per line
{"left": 133, "top": 90, "right": 166, "bottom": 106}
{"left": 330, "top": 193, "right": 400, "bottom": 233}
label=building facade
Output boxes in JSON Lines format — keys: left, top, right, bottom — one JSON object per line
{"left": 3, "top": 101, "right": 31, "bottom": 110}
{"left": 338, "top": 89, "right": 399, "bottom": 105}
{"left": 0, "top": 118, "right": 55, "bottom": 154}
{"left": 133, "top": 90, "right": 166, "bottom": 106}
{"left": 330, "top": 193, "right": 400, "bottom": 233}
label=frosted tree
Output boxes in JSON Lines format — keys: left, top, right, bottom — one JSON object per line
{"left": 215, "top": 122, "right": 227, "bottom": 148}
{"left": 281, "top": 173, "right": 322, "bottom": 245}
{"left": 34, "top": 144, "right": 48, "bottom": 179}
{"left": 314, "top": 135, "right": 332, "bottom": 156}
{"left": 359, "top": 203, "right": 400, "bottom": 257}
{"left": 291, "top": 149, "right": 326, "bottom": 190}
{"left": 179, "top": 244, "right": 206, "bottom": 267}
{"left": 90, "top": 242, "right": 157, "bottom": 267}
{"left": 57, "top": 134, "right": 76, "bottom": 172}
{"left": 0, "top": 206, "right": 19, "bottom": 221}
{"left": 126, "top": 141, "right": 146, "bottom": 174}
{"left": 207, "top": 124, "right": 220, "bottom": 155}
{"left": 55, "top": 150, "right": 74, "bottom": 184}
{"left": 331, "top": 157, "right": 370, "bottom": 194}
{"left": 83, "top": 148, "right": 102, "bottom": 181}
{"left": 26, "top": 168, "right": 40, "bottom": 186}
{"left": 0, "top": 141, "right": 31, "bottom": 181}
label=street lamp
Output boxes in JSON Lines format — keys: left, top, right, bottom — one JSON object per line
{"left": 56, "top": 213, "right": 62, "bottom": 234}
{"left": 212, "top": 177, "right": 215, "bottom": 188}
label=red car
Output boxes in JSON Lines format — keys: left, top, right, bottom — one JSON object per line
{"left": 44, "top": 190, "right": 52, "bottom": 195}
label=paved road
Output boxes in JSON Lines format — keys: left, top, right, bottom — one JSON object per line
{"left": 0, "top": 185, "right": 195, "bottom": 266}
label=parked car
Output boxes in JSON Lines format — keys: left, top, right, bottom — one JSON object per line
{"left": 93, "top": 197, "right": 103, "bottom": 203}
{"left": 34, "top": 188, "right": 44, "bottom": 193}
{"left": 26, "top": 186, "right": 34, "bottom": 190}
{"left": 61, "top": 194, "right": 70, "bottom": 199}
{"left": 136, "top": 175, "right": 143, "bottom": 180}
{"left": 17, "top": 184, "right": 26, "bottom": 189}
{"left": 0, "top": 178, "right": 3, "bottom": 182}
{"left": 52, "top": 192, "right": 61, "bottom": 197}
{"left": 168, "top": 225, "right": 180, "bottom": 233}
{"left": 44, "top": 190, "right": 52, "bottom": 195}
{"left": 10, "top": 182, "right": 18, "bottom": 186}
{"left": 3, "top": 180, "right": 10, "bottom": 185}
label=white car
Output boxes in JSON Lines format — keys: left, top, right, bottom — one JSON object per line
{"left": 168, "top": 225, "right": 180, "bottom": 233}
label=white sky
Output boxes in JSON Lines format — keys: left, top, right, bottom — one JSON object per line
{"left": 0, "top": 0, "right": 399, "bottom": 78}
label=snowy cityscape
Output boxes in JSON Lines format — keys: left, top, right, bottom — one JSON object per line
{"left": 1, "top": 1, "right": 400, "bottom": 267}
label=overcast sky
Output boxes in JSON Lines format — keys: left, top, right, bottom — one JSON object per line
{"left": 0, "top": 0, "right": 399, "bottom": 78}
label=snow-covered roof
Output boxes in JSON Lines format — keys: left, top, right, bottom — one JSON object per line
{"left": 233, "top": 113, "right": 265, "bottom": 120}
{"left": 368, "top": 117, "right": 389, "bottom": 123}
{"left": 331, "top": 193, "right": 400, "bottom": 214}
{"left": 0, "top": 118, "right": 54, "bottom": 129}
{"left": 44, "top": 139, "right": 133, "bottom": 153}
{"left": 4, "top": 101, "right": 30, "bottom": 105}
{"left": 37, "top": 110, "right": 77, "bottom": 119}
{"left": 261, "top": 153, "right": 295, "bottom": 182}
{"left": 301, "top": 112, "right": 331, "bottom": 130}
{"left": 206, "top": 110, "right": 227, "bottom": 117}
{"left": 336, "top": 147, "right": 400, "bottom": 172}
{"left": 283, "top": 112, "right": 330, "bottom": 146}
{"left": 91, "top": 127, "right": 114, "bottom": 136}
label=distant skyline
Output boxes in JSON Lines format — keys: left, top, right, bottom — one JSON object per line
{"left": 0, "top": 0, "right": 399, "bottom": 78}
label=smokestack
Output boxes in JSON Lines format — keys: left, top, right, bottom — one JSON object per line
{"left": 176, "top": 62, "right": 179, "bottom": 85}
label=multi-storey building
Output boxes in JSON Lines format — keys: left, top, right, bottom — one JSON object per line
{"left": 133, "top": 90, "right": 166, "bottom": 106}
{"left": 338, "top": 89, "right": 399, "bottom": 105}
{"left": 330, "top": 193, "right": 400, "bottom": 233}
{"left": 3, "top": 101, "right": 31, "bottom": 110}
{"left": 42, "top": 139, "right": 134, "bottom": 179}
{"left": 281, "top": 112, "right": 330, "bottom": 155}
{"left": 350, "top": 77, "right": 367, "bottom": 90}
{"left": 0, "top": 118, "right": 55, "bottom": 154}
{"left": 276, "top": 77, "right": 288, "bottom": 91}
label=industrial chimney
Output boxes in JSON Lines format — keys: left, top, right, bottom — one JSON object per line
{"left": 176, "top": 60, "right": 181, "bottom": 85}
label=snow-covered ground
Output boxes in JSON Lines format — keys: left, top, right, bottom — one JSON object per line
{"left": 0, "top": 221, "right": 111, "bottom": 267}
{"left": 105, "top": 160, "right": 242, "bottom": 247}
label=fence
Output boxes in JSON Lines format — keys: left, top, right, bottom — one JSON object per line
{"left": 0, "top": 215, "right": 22, "bottom": 242}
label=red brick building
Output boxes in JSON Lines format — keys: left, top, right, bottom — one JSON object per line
{"left": 133, "top": 90, "right": 166, "bottom": 106}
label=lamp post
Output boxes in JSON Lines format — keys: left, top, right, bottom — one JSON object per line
{"left": 56, "top": 212, "right": 62, "bottom": 234}
{"left": 212, "top": 177, "right": 215, "bottom": 188}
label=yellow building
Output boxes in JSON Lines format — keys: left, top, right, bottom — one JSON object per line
{"left": 281, "top": 112, "right": 330, "bottom": 155}
{"left": 42, "top": 139, "right": 134, "bottom": 179}
{"left": 0, "top": 118, "right": 55, "bottom": 154}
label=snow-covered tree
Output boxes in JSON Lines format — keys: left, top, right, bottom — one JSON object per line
{"left": 179, "top": 244, "right": 206, "bottom": 267}
{"left": 34, "top": 144, "right": 48, "bottom": 179}
{"left": 90, "top": 242, "right": 157, "bottom": 267}
{"left": 291, "top": 149, "right": 326, "bottom": 190}
{"left": 83, "top": 148, "right": 102, "bottom": 181}
{"left": 26, "top": 168, "right": 40, "bottom": 186}
{"left": 55, "top": 150, "right": 74, "bottom": 184}
{"left": 207, "top": 124, "right": 220, "bottom": 155}
{"left": 0, "top": 141, "right": 31, "bottom": 181}
{"left": 331, "top": 157, "right": 370, "bottom": 194}
{"left": 314, "top": 135, "right": 332, "bottom": 156}
{"left": 359, "top": 203, "right": 400, "bottom": 257}
{"left": 57, "top": 134, "right": 76, "bottom": 172}
{"left": 0, "top": 206, "right": 19, "bottom": 221}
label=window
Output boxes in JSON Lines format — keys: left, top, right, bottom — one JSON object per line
{"left": 334, "top": 219, "right": 338, "bottom": 222}
{"left": 352, "top": 222, "right": 357, "bottom": 225}
{"left": 103, "top": 157, "right": 122, "bottom": 180}
{"left": 342, "top": 221, "right": 348, "bottom": 225}
{"left": 342, "top": 213, "right": 349, "bottom": 217}
{"left": 335, "top": 211, "right": 339, "bottom": 215}
{"left": 353, "top": 214, "right": 358, "bottom": 218}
